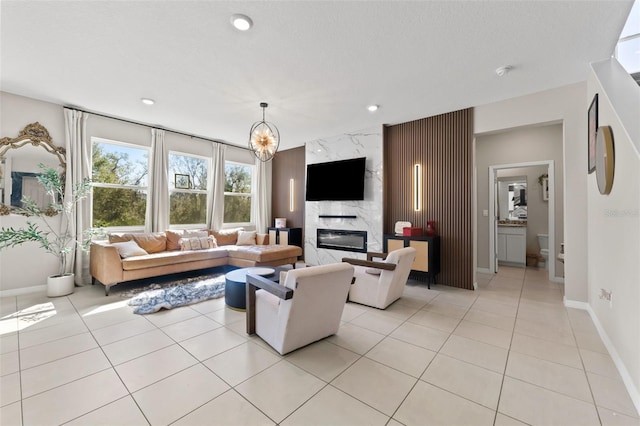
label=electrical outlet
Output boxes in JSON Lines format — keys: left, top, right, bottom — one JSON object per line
{"left": 483, "top": 210, "right": 489, "bottom": 217}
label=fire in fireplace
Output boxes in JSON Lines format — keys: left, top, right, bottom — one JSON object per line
{"left": 317, "top": 229, "right": 367, "bottom": 253}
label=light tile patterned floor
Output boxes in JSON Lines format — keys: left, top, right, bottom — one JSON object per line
{"left": 0, "top": 266, "right": 638, "bottom": 425}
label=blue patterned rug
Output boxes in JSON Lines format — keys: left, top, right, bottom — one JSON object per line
{"left": 127, "top": 273, "right": 226, "bottom": 314}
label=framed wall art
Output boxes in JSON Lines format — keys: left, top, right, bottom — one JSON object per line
{"left": 588, "top": 93, "right": 598, "bottom": 174}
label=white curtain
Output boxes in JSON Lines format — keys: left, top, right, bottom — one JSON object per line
{"left": 147, "top": 129, "right": 169, "bottom": 232}
{"left": 252, "top": 158, "right": 272, "bottom": 234}
{"left": 63, "top": 108, "right": 90, "bottom": 285}
{"left": 207, "top": 142, "right": 226, "bottom": 230}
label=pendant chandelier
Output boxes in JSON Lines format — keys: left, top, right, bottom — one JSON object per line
{"left": 249, "top": 102, "right": 280, "bottom": 162}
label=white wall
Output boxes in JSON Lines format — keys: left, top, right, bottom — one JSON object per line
{"left": 587, "top": 59, "right": 640, "bottom": 412}
{"left": 0, "top": 92, "right": 65, "bottom": 293}
{"left": 476, "top": 126, "right": 563, "bottom": 278}
{"left": 304, "top": 127, "right": 383, "bottom": 266}
{"left": 475, "top": 83, "right": 586, "bottom": 301}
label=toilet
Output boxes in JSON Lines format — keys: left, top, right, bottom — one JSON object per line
{"left": 537, "top": 234, "right": 549, "bottom": 270}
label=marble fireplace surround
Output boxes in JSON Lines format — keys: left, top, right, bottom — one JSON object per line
{"left": 304, "top": 127, "right": 383, "bottom": 266}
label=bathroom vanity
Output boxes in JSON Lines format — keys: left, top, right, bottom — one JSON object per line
{"left": 497, "top": 225, "right": 526, "bottom": 266}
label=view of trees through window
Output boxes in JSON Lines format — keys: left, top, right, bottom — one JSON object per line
{"left": 224, "top": 163, "right": 253, "bottom": 223}
{"left": 169, "top": 153, "right": 208, "bottom": 225}
{"left": 91, "top": 140, "right": 253, "bottom": 228}
{"left": 91, "top": 140, "right": 148, "bottom": 227}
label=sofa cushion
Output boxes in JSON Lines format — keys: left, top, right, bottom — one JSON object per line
{"left": 210, "top": 227, "right": 244, "bottom": 246}
{"left": 226, "top": 245, "right": 302, "bottom": 262}
{"left": 237, "top": 230, "right": 257, "bottom": 246}
{"left": 179, "top": 236, "right": 217, "bottom": 251}
{"left": 132, "top": 233, "right": 167, "bottom": 254}
{"left": 111, "top": 240, "right": 149, "bottom": 258}
{"left": 165, "top": 230, "right": 184, "bottom": 251}
{"left": 122, "top": 248, "right": 229, "bottom": 271}
{"left": 186, "top": 229, "right": 209, "bottom": 238}
{"left": 108, "top": 233, "right": 134, "bottom": 243}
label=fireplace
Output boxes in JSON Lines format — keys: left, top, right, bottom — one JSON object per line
{"left": 317, "top": 229, "right": 367, "bottom": 253}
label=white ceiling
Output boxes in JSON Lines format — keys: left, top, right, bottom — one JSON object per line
{"left": 1, "top": 1, "right": 633, "bottom": 150}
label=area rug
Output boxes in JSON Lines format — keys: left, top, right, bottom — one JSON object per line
{"left": 125, "top": 273, "right": 226, "bottom": 314}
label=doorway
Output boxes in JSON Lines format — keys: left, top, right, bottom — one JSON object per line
{"left": 489, "top": 161, "right": 555, "bottom": 280}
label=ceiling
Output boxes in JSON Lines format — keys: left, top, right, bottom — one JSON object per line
{"left": 1, "top": 1, "right": 633, "bottom": 150}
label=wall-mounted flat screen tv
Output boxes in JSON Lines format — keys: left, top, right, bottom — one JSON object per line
{"left": 305, "top": 157, "right": 366, "bottom": 201}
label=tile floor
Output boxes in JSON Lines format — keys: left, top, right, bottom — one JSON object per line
{"left": 0, "top": 266, "right": 638, "bottom": 425}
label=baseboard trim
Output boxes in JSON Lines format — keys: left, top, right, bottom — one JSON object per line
{"left": 0, "top": 285, "right": 47, "bottom": 298}
{"left": 476, "top": 268, "right": 492, "bottom": 274}
{"left": 564, "top": 297, "right": 640, "bottom": 416}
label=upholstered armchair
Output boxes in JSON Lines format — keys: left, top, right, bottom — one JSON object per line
{"left": 245, "top": 263, "right": 354, "bottom": 355}
{"left": 342, "top": 247, "right": 417, "bottom": 309}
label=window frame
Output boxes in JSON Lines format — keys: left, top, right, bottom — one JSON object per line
{"left": 168, "top": 150, "right": 210, "bottom": 228}
{"left": 90, "top": 137, "right": 151, "bottom": 232}
{"left": 223, "top": 160, "right": 255, "bottom": 227}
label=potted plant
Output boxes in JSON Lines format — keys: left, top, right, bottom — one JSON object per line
{"left": 0, "top": 164, "right": 92, "bottom": 296}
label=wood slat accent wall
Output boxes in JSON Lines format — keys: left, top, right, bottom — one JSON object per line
{"left": 384, "top": 108, "right": 474, "bottom": 289}
{"left": 271, "top": 146, "right": 305, "bottom": 231}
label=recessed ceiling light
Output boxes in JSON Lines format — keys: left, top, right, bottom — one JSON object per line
{"left": 141, "top": 98, "right": 155, "bottom": 105}
{"left": 367, "top": 105, "right": 379, "bottom": 112}
{"left": 231, "top": 14, "right": 253, "bottom": 31}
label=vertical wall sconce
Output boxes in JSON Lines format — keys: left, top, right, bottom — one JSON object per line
{"left": 413, "top": 164, "right": 422, "bottom": 212}
{"left": 289, "top": 178, "right": 295, "bottom": 212}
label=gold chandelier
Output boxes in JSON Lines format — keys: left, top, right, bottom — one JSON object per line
{"left": 249, "top": 102, "right": 280, "bottom": 162}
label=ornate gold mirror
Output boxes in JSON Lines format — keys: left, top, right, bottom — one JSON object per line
{"left": 0, "top": 122, "right": 66, "bottom": 214}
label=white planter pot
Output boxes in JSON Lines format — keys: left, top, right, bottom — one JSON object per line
{"left": 47, "top": 273, "right": 75, "bottom": 297}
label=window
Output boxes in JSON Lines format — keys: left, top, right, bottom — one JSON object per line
{"left": 224, "top": 162, "right": 253, "bottom": 224}
{"left": 91, "top": 138, "right": 149, "bottom": 228}
{"left": 169, "top": 152, "right": 209, "bottom": 226}
{"left": 616, "top": 0, "right": 640, "bottom": 75}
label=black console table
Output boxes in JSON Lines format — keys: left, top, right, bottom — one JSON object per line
{"left": 383, "top": 234, "right": 441, "bottom": 288}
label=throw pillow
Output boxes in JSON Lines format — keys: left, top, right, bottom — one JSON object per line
{"left": 365, "top": 267, "right": 382, "bottom": 276}
{"left": 179, "top": 236, "right": 217, "bottom": 251}
{"left": 237, "top": 230, "right": 257, "bottom": 246}
{"left": 132, "top": 233, "right": 167, "bottom": 254}
{"left": 210, "top": 227, "right": 244, "bottom": 246}
{"left": 185, "top": 229, "right": 209, "bottom": 238}
{"left": 111, "top": 241, "right": 148, "bottom": 258}
{"left": 108, "top": 233, "right": 134, "bottom": 243}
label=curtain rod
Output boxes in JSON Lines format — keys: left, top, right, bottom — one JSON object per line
{"left": 65, "top": 106, "right": 250, "bottom": 151}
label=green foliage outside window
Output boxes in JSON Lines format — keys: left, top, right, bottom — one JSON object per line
{"left": 92, "top": 142, "right": 148, "bottom": 227}
{"left": 92, "top": 187, "right": 147, "bottom": 227}
{"left": 169, "top": 153, "right": 208, "bottom": 225}
{"left": 224, "top": 163, "right": 252, "bottom": 223}
{"left": 170, "top": 192, "right": 207, "bottom": 224}
{"left": 224, "top": 195, "right": 251, "bottom": 223}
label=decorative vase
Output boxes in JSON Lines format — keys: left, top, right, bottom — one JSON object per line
{"left": 47, "top": 273, "right": 75, "bottom": 297}
{"left": 426, "top": 221, "right": 436, "bottom": 237}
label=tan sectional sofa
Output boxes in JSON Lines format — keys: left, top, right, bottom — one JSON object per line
{"left": 90, "top": 228, "right": 302, "bottom": 295}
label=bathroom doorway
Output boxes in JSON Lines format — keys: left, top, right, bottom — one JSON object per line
{"left": 489, "top": 161, "right": 555, "bottom": 279}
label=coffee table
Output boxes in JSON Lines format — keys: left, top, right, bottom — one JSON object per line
{"left": 224, "top": 267, "right": 284, "bottom": 310}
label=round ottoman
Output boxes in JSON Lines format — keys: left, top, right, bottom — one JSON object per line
{"left": 225, "top": 269, "right": 250, "bottom": 310}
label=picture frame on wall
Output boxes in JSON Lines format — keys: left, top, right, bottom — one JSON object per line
{"left": 175, "top": 174, "right": 190, "bottom": 189}
{"left": 588, "top": 93, "right": 598, "bottom": 174}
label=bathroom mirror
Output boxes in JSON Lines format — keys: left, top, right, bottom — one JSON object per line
{"left": 0, "top": 122, "right": 66, "bottom": 212}
{"left": 497, "top": 177, "right": 527, "bottom": 220}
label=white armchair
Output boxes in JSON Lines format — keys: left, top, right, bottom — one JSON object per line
{"left": 343, "top": 247, "right": 417, "bottom": 309}
{"left": 246, "top": 263, "right": 354, "bottom": 355}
